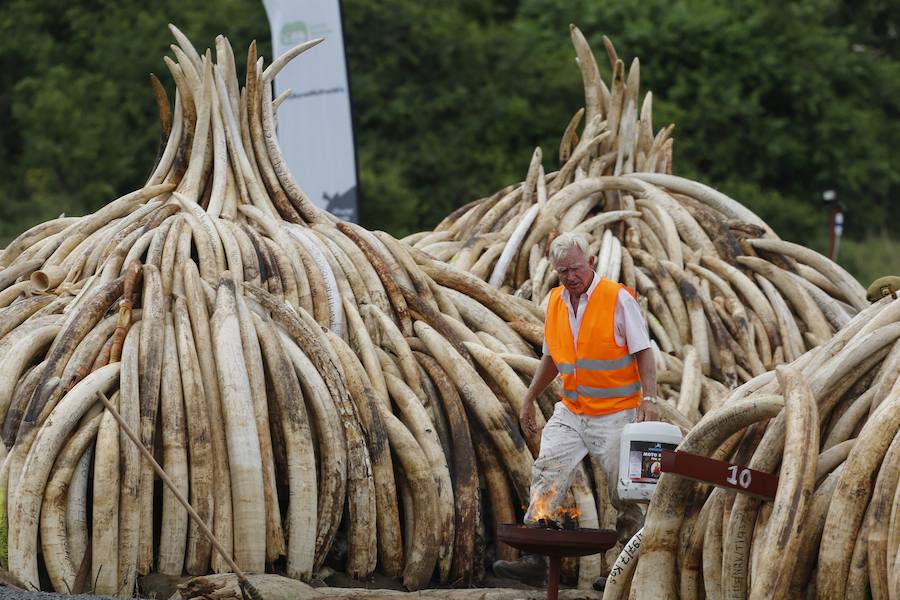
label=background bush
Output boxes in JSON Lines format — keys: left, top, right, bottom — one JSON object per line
{"left": 1, "top": 0, "right": 897, "bottom": 284}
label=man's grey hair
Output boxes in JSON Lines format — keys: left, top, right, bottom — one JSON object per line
{"left": 549, "top": 232, "right": 591, "bottom": 264}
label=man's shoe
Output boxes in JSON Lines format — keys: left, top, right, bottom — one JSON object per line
{"left": 492, "top": 554, "right": 547, "bottom": 587}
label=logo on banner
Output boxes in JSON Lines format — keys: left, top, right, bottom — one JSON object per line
{"left": 280, "top": 20, "right": 332, "bottom": 45}
{"left": 323, "top": 186, "right": 358, "bottom": 222}
{"left": 264, "top": 0, "right": 359, "bottom": 223}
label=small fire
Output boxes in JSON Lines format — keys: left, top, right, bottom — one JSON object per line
{"left": 526, "top": 483, "right": 580, "bottom": 528}
{"left": 556, "top": 505, "right": 581, "bottom": 521}
{"left": 527, "top": 484, "right": 556, "bottom": 521}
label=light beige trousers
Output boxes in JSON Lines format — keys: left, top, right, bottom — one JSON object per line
{"left": 524, "top": 402, "right": 643, "bottom": 537}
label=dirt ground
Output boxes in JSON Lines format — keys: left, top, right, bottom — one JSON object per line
{"left": 0, "top": 571, "right": 603, "bottom": 600}
{"left": 0, "top": 581, "right": 605, "bottom": 600}
{"left": 0, "top": 590, "right": 129, "bottom": 600}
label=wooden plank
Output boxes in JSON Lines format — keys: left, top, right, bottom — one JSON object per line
{"left": 660, "top": 449, "right": 778, "bottom": 500}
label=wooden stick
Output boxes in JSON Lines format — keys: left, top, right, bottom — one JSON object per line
{"left": 0, "top": 567, "right": 26, "bottom": 591}
{"left": 95, "top": 391, "right": 261, "bottom": 599}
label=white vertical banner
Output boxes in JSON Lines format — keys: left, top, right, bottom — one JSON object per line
{"left": 262, "top": 0, "right": 358, "bottom": 222}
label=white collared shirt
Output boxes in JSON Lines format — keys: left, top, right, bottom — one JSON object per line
{"left": 543, "top": 273, "right": 651, "bottom": 355}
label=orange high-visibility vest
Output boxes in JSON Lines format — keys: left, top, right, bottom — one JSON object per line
{"left": 545, "top": 278, "right": 642, "bottom": 416}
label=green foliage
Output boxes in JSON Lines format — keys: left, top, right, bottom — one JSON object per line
{"left": 837, "top": 234, "right": 900, "bottom": 289}
{"left": 514, "top": 0, "right": 900, "bottom": 246}
{"left": 0, "top": 0, "right": 269, "bottom": 242}
{"left": 342, "top": 0, "right": 900, "bottom": 265}
{"left": 0, "top": 0, "right": 897, "bottom": 283}
{"left": 342, "top": 0, "right": 579, "bottom": 233}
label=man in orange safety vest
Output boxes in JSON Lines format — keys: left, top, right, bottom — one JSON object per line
{"left": 493, "top": 232, "right": 659, "bottom": 588}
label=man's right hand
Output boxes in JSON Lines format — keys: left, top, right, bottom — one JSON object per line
{"left": 520, "top": 399, "right": 538, "bottom": 437}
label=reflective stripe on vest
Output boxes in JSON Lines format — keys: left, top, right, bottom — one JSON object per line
{"left": 560, "top": 381, "right": 642, "bottom": 401}
{"left": 556, "top": 355, "right": 634, "bottom": 375}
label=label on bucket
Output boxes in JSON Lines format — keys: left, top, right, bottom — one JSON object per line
{"left": 628, "top": 440, "right": 678, "bottom": 483}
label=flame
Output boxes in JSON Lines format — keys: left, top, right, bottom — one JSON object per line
{"left": 527, "top": 483, "right": 556, "bottom": 521}
{"left": 527, "top": 483, "right": 581, "bottom": 523}
{"left": 556, "top": 505, "right": 581, "bottom": 521}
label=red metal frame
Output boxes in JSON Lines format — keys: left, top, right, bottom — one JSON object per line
{"left": 497, "top": 524, "right": 617, "bottom": 600}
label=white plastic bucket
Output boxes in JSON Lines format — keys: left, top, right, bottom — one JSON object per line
{"left": 617, "top": 421, "right": 683, "bottom": 502}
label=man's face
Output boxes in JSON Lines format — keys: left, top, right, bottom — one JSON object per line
{"left": 552, "top": 246, "right": 596, "bottom": 297}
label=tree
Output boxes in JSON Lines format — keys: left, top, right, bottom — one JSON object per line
{"left": 513, "top": 0, "right": 900, "bottom": 245}
{"left": 1, "top": 0, "right": 897, "bottom": 280}
{"left": 0, "top": 0, "right": 269, "bottom": 242}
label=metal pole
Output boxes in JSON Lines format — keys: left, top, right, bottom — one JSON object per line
{"left": 833, "top": 211, "right": 844, "bottom": 261}
{"left": 546, "top": 556, "right": 561, "bottom": 600}
{"left": 828, "top": 208, "right": 837, "bottom": 260}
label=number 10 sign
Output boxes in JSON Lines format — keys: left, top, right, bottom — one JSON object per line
{"left": 660, "top": 449, "right": 779, "bottom": 500}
